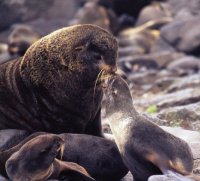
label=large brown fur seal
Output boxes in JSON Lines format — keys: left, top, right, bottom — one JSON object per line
{"left": 105, "top": 75, "right": 193, "bottom": 181}
{"left": 5, "top": 134, "right": 94, "bottom": 181}
{"left": 0, "top": 24, "right": 118, "bottom": 135}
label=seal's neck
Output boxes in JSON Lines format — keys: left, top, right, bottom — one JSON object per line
{"left": 107, "top": 110, "right": 138, "bottom": 149}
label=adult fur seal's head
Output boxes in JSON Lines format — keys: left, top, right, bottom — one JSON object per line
{"left": 20, "top": 24, "right": 118, "bottom": 91}
{"left": 105, "top": 75, "right": 134, "bottom": 116}
{"left": 6, "top": 134, "right": 64, "bottom": 181}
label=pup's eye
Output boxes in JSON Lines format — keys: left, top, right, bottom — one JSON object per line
{"left": 112, "top": 89, "right": 118, "bottom": 95}
{"left": 40, "top": 149, "right": 47, "bottom": 154}
{"left": 40, "top": 146, "right": 51, "bottom": 154}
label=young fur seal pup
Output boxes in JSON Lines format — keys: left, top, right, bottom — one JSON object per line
{"left": 0, "top": 24, "right": 118, "bottom": 135}
{"left": 105, "top": 75, "right": 193, "bottom": 181}
{"left": 5, "top": 134, "right": 94, "bottom": 181}
{"left": 0, "top": 132, "right": 128, "bottom": 181}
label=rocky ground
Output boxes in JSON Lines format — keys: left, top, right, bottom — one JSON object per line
{"left": 0, "top": 0, "right": 200, "bottom": 181}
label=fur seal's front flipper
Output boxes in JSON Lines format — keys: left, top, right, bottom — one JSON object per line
{"left": 51, "top": 159, "right": 95, "bottom": 181}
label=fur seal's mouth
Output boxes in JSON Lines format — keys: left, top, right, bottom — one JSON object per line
{"left": 99, "top": 62, "right": 117, "bottom": 75}
{"left": 92, "top": 66, "right": 116, "bottom": 105}
{"left": 102, "top": 73, "right": 118, "bottom": 90}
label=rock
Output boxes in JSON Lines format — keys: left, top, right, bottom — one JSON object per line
{"left": 0, "top": 24, "right": 41, "bottom": 63}
{"left": 103, "top": 118, "right": 200, "bottom": 180}
{"left": 157, "top": 88, "right": 200, "bottom": 110}
{"left": 167, "top": 56, "right": 200, "bottom": 74}
{"left": 100, "top": 0, "right": 151, "bottom": 18}
{"left": 134, "top": 87, "right": 200, "bottom": 112}
{"left": 160, "top": 126, "right": 200, "bottom": 145}
{"left": 128, "top": 70, "right": 157, "bottom": 85}
{"left": 161, "top": 15, "right": 200, "bottom": 55}
{"left": 127, "top": 69, "right": 187, "bottom": 97}
{"left": 68, "top": 1, "right": 118, "bottom": 33}
{"left": 148, "top": 173, "right": 195, "bottom": 181}
{"left": 0, "top": 175, "right": 8, "bottom": 181}
{"left": 0, "top": 0, "right": 80, "bottom": 32}
{"left": 190, "top": 142, "right": 200, "bottom": 160}
{"left": 0, "top": 43, "right": 8, "bottom": 54}
{"left": 151, "top": 36, "right": 176, "bottom": 53}
{"left": 154, "top": 126, "right": 200, "bottom": 175}
{"left": 167, "top": 0, "right": 200, "bottom": 16}
{"left": 7, "top": 24, "right": 41, "bottom": 56}
{"left": 0, "top": 129, "right": 29, "bottom": 151}
{"left": 0, "top": 52, "right": 17, "bottom": 65}
{"left": 118, "top": 51, "right": 184, "bottom": 72}
{"left": 145, "top": 77, "right": 177, "bottom": 94}
{"left": 121, "top": 172, "right": 133, "bottom": 181}
{"left": 166, "top": 74, "right": 200, "bottom": 93}
{"left": 118, "top": 29, "right": 159, "bottom": 56}
{"left": 193, "top": 159, "right": 200, "bottom": 176}
{"left": 0, "top": 0, "right": 54, "bottom": 31}
{"left": 157, "top": 102, "right": 200, "bottom": 131}
{"left": 118, "top": 46, "right": 145, "bottom": 57}
{"left": 117, "top": 14, "right": 135, "bottom": 33}
{"left": 0, "top": 43, "right": 14, "bottom": 65}
{"left": 26, "top": 18, "right": 69, "bottom": 37}
{"left": 174, "top": 9, "right": 196, "bottom": 21}
{"left": 136, "top": 2, "right": 172, "bottom": 26}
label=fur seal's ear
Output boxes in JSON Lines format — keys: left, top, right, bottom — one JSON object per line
{"left": 74, "top": 41, "right": 90, "bottom": 52}
{"left": 57, "top": 160, "right": 95, "bottom": 181}
{"left": 74, "top": 46, "right": 84, "bottom": 51}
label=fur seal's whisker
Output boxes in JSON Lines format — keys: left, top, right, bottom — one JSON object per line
{"left": 60, "top": 143, "right": 65, "bottom": 161}
{"left": 92, "top": 69, "right": 105, "bottom": 104}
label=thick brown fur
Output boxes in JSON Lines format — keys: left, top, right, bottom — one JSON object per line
{"left": 0, "top": 24, "right": 118, "bottom": 135}
{"left": 105, "top": 75, "right": 194, "bottom": 181}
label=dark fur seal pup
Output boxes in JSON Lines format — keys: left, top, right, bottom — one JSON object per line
{"left": 5, "top": 134, "right": 94, "bottom": 181}
{"left": 105, "top": 75, "right": 193, "bottom": 181}
{"left": 0, "top": 132, "right": 128, "bottom": 181}
{"left": 0, "top": 24, "right": 118, "bottom": 135}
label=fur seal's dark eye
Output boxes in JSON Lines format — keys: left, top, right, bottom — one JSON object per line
{"left": 93, "top": 52, "right": 102, "bottom": 60}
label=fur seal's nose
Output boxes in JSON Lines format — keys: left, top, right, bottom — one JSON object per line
{"left": 107, "top": 65, "right": 117, "bottom": 74}
{"left": 99, "top": 62, "right": 117, "bottom": 74}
